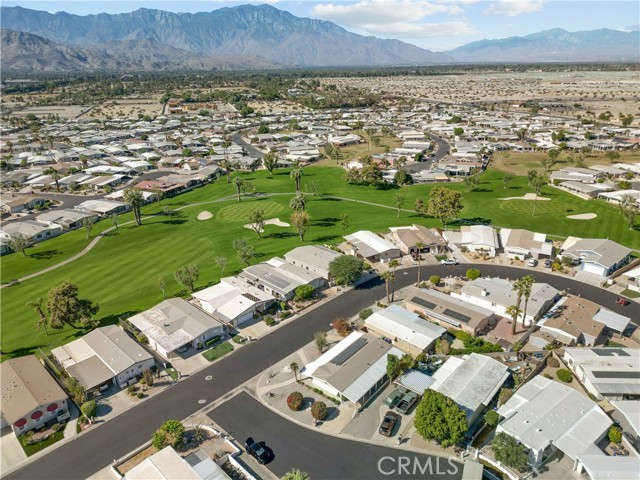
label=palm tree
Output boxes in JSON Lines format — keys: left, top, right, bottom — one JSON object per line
{"left": 380, "top": 271, "right": 393, "bottom": 303}
{"left": 27, "top": 298, "right": 49, "bottom": 336}
{"left": 289, "top": 192, "right": 307, "bottom": 212}
{"left": 289, "top": 362, "right": 299, "bottom": 382}
{"left": 233, "top": 176, "right": 244, "bottom": 202}
{"left": 506, "top": 305, "right": 522, "bottom": 336}
{"left": 520, "top": 275, "right": 535, "bottom": 328}
{"left": 281, "top": 469, "right": 310, "bottom": 480}
{"left": 510, "top": 278, "right": 526, "bottom": 334}
{"left": 123, "top": 188, "right": 144, "bottom": 226}
{"left": 415, "top": 242, "right": 424, "bottom": 285}
{"left": 290, "top": 167, "right": 303, "bottom": 193}
{"left": 44, "top": 167, "right": 60, "bottom": 192}
{"left": 388, "top": 259, "right": 400, "bottom": 301}
{"left": 221, "top": 158, "right": 234, "bottom": 184}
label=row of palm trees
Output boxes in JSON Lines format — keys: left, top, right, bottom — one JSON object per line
{"left": 507, "top": 274, "right": 536, "bottom": 335}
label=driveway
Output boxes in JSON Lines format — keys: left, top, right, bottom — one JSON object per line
{"left": 208, "top": 392, "right": 463, "bottom": 480}
{"left": 0, "top": 428, "right": 27, "bottom": 474}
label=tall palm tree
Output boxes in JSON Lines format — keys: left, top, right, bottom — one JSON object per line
{"left": 233, "top": 176, "right": 245, "bottom": 202}
{"left": 388, "top": 259, "right": 400, "bottom": 302}
{"left": 506, "top": 305, "right": 522, "bottom": 336}
{"left": 520, "top": 275, "right": 535, "bottom": 328}
{"left": 511, "top": 278, "right": 526, "bottom": 335}
{"left": 27, "top": 298, "right": 48, "bottom": 336}
{"left": 123, "top": 188, "right": 144, "bottom": 226}
{"left": 380, "top": 271, "right": 393, "bottom": 303}
{"left": 415, "top": 242, "right": 424, "bottom": 285}
{"left": 289, "top": 362, "right": 299, "bottom": 382}
{"left": 290, "top": 168, "right": 303, "bottom": 193}
{"left": 289, "top": 192, "right": 307, "bottom": 212}
{"left": 44, "top": 167, "right": 60, "bottom": 192}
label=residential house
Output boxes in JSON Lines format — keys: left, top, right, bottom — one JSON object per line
{"left": 191, "top": 277, "right": 274, "bottom": 327}
{"left": 452, "top": 277, "right": 559, "bottom": 326}
{"left": 128, "top": 298, "right": 226, "bottom": 360}
{"left": 550, "top": 167, "right": 602, "bottom": 184}
{"left": 135, "top": 179, "right": 183, "bottom": 197}
{"left": 558, "top": 181, "right": 612, "bottom": 199}
{"left": 364, "top": 304, "right": 446, "bottom": 356}
{"left": 36, "top": 209, "right": 97, "bottom": 230}
{"left": 443, "top": 225, "right": 499, "bottom": 258}
{"left": 430, "top": 353, "right": 510, "bottom": 427}
{"left": 404, "top": 287, "right": 496, "bottom": 336}
{"left": 497, "top": 375, "right": 612, "bottom": 468}
{"left": 239, "top": 258, "right": 324, "bottom": 300}
{"left": 499, "top": 228, "right": 554, "bottom": 260}
{"left": 74, "top": 199, "right": 130, "bottom": 217}
{"left": 563, "top": 347, "right": 640, "bottom": 400}
{"left": 0, "top": 356, "right": 70, "bottom": 434}
{"left": 0, "top": 220, "right": 63, "bottom": 245}
{"left": 302, "top": 331, "right": 402, "bottom": 408}
{"left": 344, "top": 230, "right": 402, "bottom": 263}
{"left": 539, "top": 296, "right": 605, "bottom": 346}
{"left": 51, "top": 325, "right": 155, "bottom": 392}
{"left": 124, "top": 446, "right": 231, "bottom": 480}
{"left": 284, "top": 245, "right": 344, "bottom": 283}
{"left": 389, "top": 225, "right": 447, "bottom": 255}
{"left": 561, "top": 238, "right": 631, "bottom": 277}
{"left": 0, "top": 195, "right": 46, "bottom": 214}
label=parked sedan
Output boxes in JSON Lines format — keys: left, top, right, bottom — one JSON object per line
{"left": 379, "top": 411, "right": 400, "bottom": 436}
{"left": 441, "top": 258, "right": 458, "bottom": 265}
{"left": 245, "top": 437, "right": 270, "bottom": 464}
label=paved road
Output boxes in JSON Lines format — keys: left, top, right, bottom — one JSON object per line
{"left": 232, "top": 132, "right": 264, "bottom": 159}
{"left": 209, "top": 392, "right": 463, "bottom": 480}
{"left": 403, "top": 133, "right": 450, "bottom": 174}
{"left": 7, "top": 265, "right": 638, "bottom": 479}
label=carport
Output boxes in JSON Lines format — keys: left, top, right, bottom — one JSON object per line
{"left": 394, "top": 369, "right": 434, "bottom": 395}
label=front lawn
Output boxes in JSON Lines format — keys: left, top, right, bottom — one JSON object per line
{"left": 202, "top": 342, "right": 234, "bottom": 362}
{"left": 19, "top": 430, "right": 64, "bottom": 456}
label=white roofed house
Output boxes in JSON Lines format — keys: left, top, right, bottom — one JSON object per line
{"left": 284, "top": 245, "right": 344, "bottom": 283}
{"left": 128, "top": 298, "right": 226, "bottom": 360}
{"left": 238, "top": 257, "right": 324, "bottom": 301}
{"left": 191, "top": 277, "right": 274, "bottom": 327}
{"left": 562, "top": 347, "right": 640, "bottom": 401}
{"left": 124, "top": 446, "right": 232, "bottom": 480}
{"left": 443, "top": 225, "right": 499, "bottom": 258}
{"left": 452, "top": 277, "right": 559, "bottom": 326}
{"left": 364, "top": 304, "right": 446, "bottom": 356}
{"left": 344, "top": 230, "right": 402, "bottom": 264}
{"left": 51, "top": 325, "right": 155, "bottom": 392}
{"left": 496, "top": 375, "right": 612, "bottom": 469}
{"left": 0, "top": 220, "right": 63, "bottom": 246}
{"left": 561, "top": 238, "right": 632, "bottom": 277}
{"left": 74, "top": 199, "right": 129, "bottom": 217}
{"left": 429, "top": 353, "right": 510, "bottom": 427}
{"left": 302, "top": 331, "right": 402, "bottom": 408}
{"left": 36, "top": 209, "right": 98, "bottom": 231}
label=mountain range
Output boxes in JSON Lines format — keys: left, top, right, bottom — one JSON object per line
{"left": 1, "top": 5, "right": 638, "bottom": 72}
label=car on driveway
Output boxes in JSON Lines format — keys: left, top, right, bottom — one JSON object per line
{"left": 527, "top": 258, "right": 538, "bottom": 267}
{"left": 544, "top": 259, "right": 553, "bottom": 268}
{"left": 441, "top": 258, "right": 458, "bottom": 265}
{"left": 383, "top": 389, "right": 404, "bottom": 408}
{"left": 245, "top": 437, "right": 270, "bottom": 464}
{"left": 396, "top": 392, "right": 418, "bottom": 414}
{"left": 379, "top": 411, "right": 400, "bottom": 436}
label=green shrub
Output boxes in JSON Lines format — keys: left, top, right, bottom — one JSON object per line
{"left": 429, "top": 275, "right": 441, "bottom": 285}
{"left": 127, "top": 385, "right": 136, "bottom": 394}
{"left": 137, "top": 392, "right": 143, "bottom": 399}
{"left": 232, "top": 335, "right": 246, "bottom": 344}
{"left": 206, "top": 336, "right": 221, "bottom": 347}
{"left": 287, "top": 392, "right": 303, "bottom": 411}
{"left": 294, "top": 285, "right": 315, "bottom": 301}
{"left": 359, "top": 308, "right": 373, "bottom": 320}
{"left": 264, "top": 316, "right": 276, "bottom": 326}
{"left": 311, "top": 401, "right": 328, "bottom": 421}
{"left": 136, "top": 334, "right": 148, "bottom": 344}
{"left": 332, "top": 317, "right": 351, "bottom": 336}
{"left": 608, "top": 426, "right": 622, "bottom": 444}
{"left": 279, "top": 310, "right": 291, "bottom": 320}
{"left": 151, "top": 420, "right": 184, "bottom": 449}
{"left": 485, "top": 410, "right": 499, "bottom": 428}
{"left": 466, "top": 268, "right": 481, "bottom": 280}
{"left": 557, "top": 369, "right": 572, "bottom": 383}
{"left": 80, "top": 400, "right": 97, "bottom": 419}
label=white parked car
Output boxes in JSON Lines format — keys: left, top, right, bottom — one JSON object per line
{"left": 441, "top": 258, "right": 458, "bottom": 265}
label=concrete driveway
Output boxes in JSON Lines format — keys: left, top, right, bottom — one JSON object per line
{"left": 1, "top": 427, "right": 27, "bottom": 474}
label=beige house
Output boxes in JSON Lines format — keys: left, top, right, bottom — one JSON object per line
{"left": 389, "top": 225, "right": 446, "bottom": 255}
{"left": 0, "top": 356, "right": 70, "bottom": 434}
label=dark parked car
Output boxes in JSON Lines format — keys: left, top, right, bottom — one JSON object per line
{"left": 396, "top": 392, "right": 419, "bottom": 414}
{"left": 379, "top": 411, "right": 400, "bottom": 436}
{"left": 544, "top": 259, "right": 553, "bottom": 268}
{"left": 245, "top": 437, "right": 270, "bottom": 464}
{"left": 383, "top": 389, "right": 404, "bottom": 408}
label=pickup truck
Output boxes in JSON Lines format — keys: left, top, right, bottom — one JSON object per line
{"left": 396, "top": 392, "right": 418, "bottom": 414}
{"left": 383, "top": 389, "right": 404, "bottom": 408}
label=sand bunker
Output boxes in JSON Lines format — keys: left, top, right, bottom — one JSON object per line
{"left": 197, "top": 211, "right": 213, "bottom": 220}
{"left": 567, "top": 213, "right": 597, "bottom": 220}
{"left": 499, "top": 193, "right": 551, "bottom": 201}
{"left": 244, "top": 217, "right": 290, "bottom": 232}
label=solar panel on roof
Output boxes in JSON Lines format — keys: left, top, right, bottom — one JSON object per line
{"left": 442, "top": 308, "right": 472, "bottom": 324}
{"left": 330, "top": 337, "right": 367, "bottom": 366}
{"left": 410, "top": 297, "right": 437, "bottom": 310}
{"left": 591, "top": 371, "right": 640, "bottom": 379}
{"left": 591, "top": 348, "right": 630, "bottom": 357}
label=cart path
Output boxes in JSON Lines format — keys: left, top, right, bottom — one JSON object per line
{"left": 1, "top": 193, "right": 412, "bottom": 288}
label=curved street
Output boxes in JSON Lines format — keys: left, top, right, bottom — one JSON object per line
{"left": 6, "top": 263, "right": 638, "bottom": 480}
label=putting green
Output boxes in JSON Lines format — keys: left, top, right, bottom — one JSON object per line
{"left": 216, "top": 200, "right": 285, "bottom": 222}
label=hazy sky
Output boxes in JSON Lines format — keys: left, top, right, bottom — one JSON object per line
{"left": 3, "top": 1, "right": 639, "bottom": 50}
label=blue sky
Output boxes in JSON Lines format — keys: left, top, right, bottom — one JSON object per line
{"left": 3, "top": 1, "right": 639, "bottom": 50}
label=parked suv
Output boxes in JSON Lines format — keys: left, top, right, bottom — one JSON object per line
{"left": 396, "top": 392, "right": 418, "bottom": 414}
{"left": 383, "top": 389, "right": 404, "bottom": 409}
{"left": 245, "top": 437, "right": 270, "bottom": 464}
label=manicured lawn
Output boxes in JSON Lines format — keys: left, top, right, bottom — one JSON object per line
{"left": 202, "top": 342, "right": 234, "bottom": 362}
{"left": 165, "top": 367, "right": 180, "bottom": 381}
{"left": 231, "top": 335, "right": 247, "bottom": 344}
{"left": 1, "top": 165, "right": 637, "bottom": 360}
{"left": 19, "top": 430, "right": 64, "bottom": 456}
{"left": 620, "top": 289, "right": 640, "bottom": 299}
